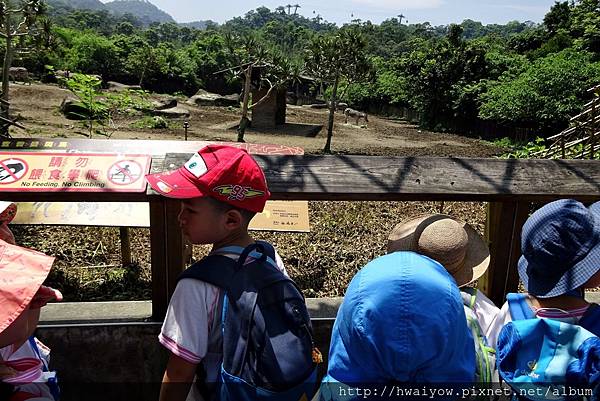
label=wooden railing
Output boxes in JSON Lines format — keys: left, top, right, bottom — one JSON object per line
{"left": 2, "top": 139, "right": 599, "bottom": 319}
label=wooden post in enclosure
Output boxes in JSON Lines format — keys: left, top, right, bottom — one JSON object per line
{"left": 119, "top": 227, "right": 132, "bottom": 266}
{"left": 483, "top": 202, "right": 530, "bottom": 306}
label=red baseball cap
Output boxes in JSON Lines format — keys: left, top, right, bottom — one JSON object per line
{"left": 145, "top": 145, "right": 271, "bottom": 213}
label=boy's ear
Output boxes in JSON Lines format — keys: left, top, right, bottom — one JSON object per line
{"left": 223, "top": 209, "right": 244, "bottom": 230}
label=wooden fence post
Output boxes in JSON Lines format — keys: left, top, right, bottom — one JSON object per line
{"left": 119, "top": 227, "right": 132, "bottom": 266}
{"left": 149, "top": 197, "right": 186, "bottom": 320}
{"left": 482, "top": 201, "right": 530, "bottom": 306}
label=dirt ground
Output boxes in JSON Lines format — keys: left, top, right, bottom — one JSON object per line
{"left": 7, "top": 83, "right": 503, "bottom": 300}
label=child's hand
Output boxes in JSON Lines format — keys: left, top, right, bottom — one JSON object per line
{"left": 0, "top": 363, "right": 17, "bottom": 379}
{"left": 0, "top": 222, "right": 15, "bottom": 245}
{"left": 29, "top": 286, "right": 63, "bottom": 309}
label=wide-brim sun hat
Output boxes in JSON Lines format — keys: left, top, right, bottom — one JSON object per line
{"left": 0, "top": 239, "right": 55, "bottom": 333}
{"left": 387, "top": 214, "right": 490, "bottom": 287}
{"left": 518, "top": 199, "right": 600, "bottom": 298}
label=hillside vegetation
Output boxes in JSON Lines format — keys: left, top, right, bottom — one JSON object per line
{"left": 6, "top": 0, "right": 600, "bottom": 138}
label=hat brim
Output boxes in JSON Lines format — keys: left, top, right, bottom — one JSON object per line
{"left": 0, "top": 240, "right": 55, "bottom": 333}
{"left": 519, "top": 203, "right": 600, "bottom": 298}
{"left": 387, "top": 214, "right": 490, "bottom": 287}
{"left": 146, "top": 167, "right": 208, "bottom": 199}
{"left": 518, "top": 237, "right": 600, "bottom": 298}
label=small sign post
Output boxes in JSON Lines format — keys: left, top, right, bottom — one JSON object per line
{"left": 183, "top": 121, "right": 189, "bottom": 141}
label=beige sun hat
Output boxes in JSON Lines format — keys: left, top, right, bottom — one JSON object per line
{"left": 387, "top": 214, "right": 490, "bottom": 287}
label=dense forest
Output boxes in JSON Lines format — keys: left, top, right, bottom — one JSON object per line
{"left": 8, "top": 0, "right": 600, "bottom": 136}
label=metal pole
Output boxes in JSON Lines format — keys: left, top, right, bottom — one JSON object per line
{"left": 592, "top": 98, "right": 596, "bottom": 160}
{"left": 183, "top": 121, "right": 189, "bottom": 141}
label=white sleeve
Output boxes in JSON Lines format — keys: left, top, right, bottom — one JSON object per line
{"left": 159, "top": 278, "right": 221, "bottom": 364}
{"left": 473, "top": 290, "right": 501, "bottom": 335}
{"left": 485, "top": 302, "right": 512, "bottom": 349}
{"left": 274, "top": 250, "right": 288, "bottom": 277}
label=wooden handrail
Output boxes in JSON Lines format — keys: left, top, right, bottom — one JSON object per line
{"left": 2, "top": 140, "right": 600, "bottom": 317}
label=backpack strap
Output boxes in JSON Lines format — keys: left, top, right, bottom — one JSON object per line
{"left": 178, "top": 254, "right": 238, "bottom": 289}
{"left": 461, "top": 287, "right": 477, "bottom": 309}
{"left": 177, "top": 241, "right": 280, "bottom": 289}
{"left": 578, "top": 303, "right": 600, "bottom": 336}
{"left": 507, "top": 293, "right": 535, "bottom": 321}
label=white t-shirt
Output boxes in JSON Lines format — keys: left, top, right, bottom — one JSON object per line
{"left": 0, "top": 337, "right": 55, "bottom": 400}
{"left": 159, "top": 248, "right": 287, "bottom": 400}
{"left": 463, "top": 289, "right": 500, "bottom": 337}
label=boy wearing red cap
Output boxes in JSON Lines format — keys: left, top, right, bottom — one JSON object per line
{"left": 146, "top": 145, "right": 287, "bottom": 401}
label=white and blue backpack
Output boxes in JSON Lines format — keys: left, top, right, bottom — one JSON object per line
{"left": 496, "top": 293, "right": 600, "bottom": 401}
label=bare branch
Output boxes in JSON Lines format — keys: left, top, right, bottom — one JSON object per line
{"left": 249, "top": 85, "right": 275, "bottom": 110}
{"left": 0, "top": 115, "right": 26, "bottom": 130}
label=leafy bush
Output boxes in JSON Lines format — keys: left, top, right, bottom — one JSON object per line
{"left": 479, "top": 49, "right": 600, "bottom": 131}
{"left": 130, "top": 116, "right": 169, "bottom": 129}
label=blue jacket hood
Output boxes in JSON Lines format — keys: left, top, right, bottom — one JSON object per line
{"left": 325, "top": 251, "right": 476, "bottom": 385}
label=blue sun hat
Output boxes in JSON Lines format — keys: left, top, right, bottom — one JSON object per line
{"left": 518, "top": 199, "right": 600, "bottom": 298}
{"left": 320, "top": 251, "right": 475, "bottom": 399}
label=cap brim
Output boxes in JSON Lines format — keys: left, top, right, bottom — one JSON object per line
{"left": 146, "top": 168, "right": 208, "bottom": 199}
{"left": 0, "top": 240, "right": 55, "bottom": 333}
{"left": 387, "top": 214, "right": 490, "bottom": 287}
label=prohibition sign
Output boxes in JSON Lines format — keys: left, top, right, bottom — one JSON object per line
{"left": 0, "top": 157, "right": 28, "bottom": 184}
{"left": 108, "top": 160, "right": 143, "bottom": 185}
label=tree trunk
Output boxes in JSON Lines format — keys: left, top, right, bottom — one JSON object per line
{"left": 1, "top": 22, "right": 13, "bottom": 138}
{"left": 237, "top": 64, "right": 253, "bottom": 143}
{"left": 324, "top": 74, "right": 339, "bottom": 153}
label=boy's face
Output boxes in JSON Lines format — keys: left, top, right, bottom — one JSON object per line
{"left": 178, "top": 197, "right": 229, "bottom": 245}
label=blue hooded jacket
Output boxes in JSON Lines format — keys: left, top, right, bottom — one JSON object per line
{"left": 321, "top": 252, "right": 476, "bottom": 399}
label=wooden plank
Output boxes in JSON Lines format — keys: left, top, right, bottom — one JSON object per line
{"left": 149, "top": 197, "right": 168, "bottom": 320}
{"left": 164, "top": 198, "right": 186, "bottom": 302}
{"left": 0, "top": 138, "right": 304, "bottom": 156}
{"left": 159, "top": 154, "right": 600, "bottom": 202}
{"left": 486, "top": 201, "right": 530, "bottom": 306}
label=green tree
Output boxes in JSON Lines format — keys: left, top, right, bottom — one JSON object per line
{"left": 305, "top": 29, "right": 372, "bottom": 152}
{"left": 479, "top": 49, "right": 600, "bottom": 131}
{"left": 0, "top": 0, "right": 45, "bottom": 137}
{"left": 543, "top": 1, "right": 571, "bottom": 35}
{"left": 569, "top": 0, "right": 600, "bottom": 53}
{"left": 222, "top": 33, "right": 299, "bottom": 142}
{"left": 64, "top": 72, "right": 105, "bottom": 138}
{"left": 66, "top": 32, "right": 121, "bottom": 78}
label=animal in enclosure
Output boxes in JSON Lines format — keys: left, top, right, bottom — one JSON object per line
{"left": 336, "top": 102, "right": 348, "bottom": 111}
{"left": 8, "top": 67, "right": 30, "bottom": 85}
{"left": 344, "top": 107, "right": 368, "bottom": 125}
{"left": 56, "top": 70, "right": 71, "bottom": 87}
{"left": 326, "top": 101, "right": 349, "bottom": 111}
